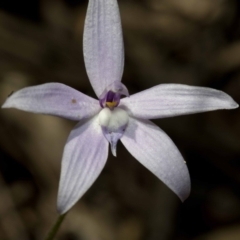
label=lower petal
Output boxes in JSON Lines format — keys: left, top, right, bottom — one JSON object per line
{"left": 57, "top": 116, "right": 109, "bottom": 214}
{"left": 121, "top": 117, "right": 190, "bottom": 202}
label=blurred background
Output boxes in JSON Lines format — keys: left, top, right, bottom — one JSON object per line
{"left": 0, "top": 0, "right": 239, "bottom": 239}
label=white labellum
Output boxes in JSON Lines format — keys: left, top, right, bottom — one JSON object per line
{"left": 98, "top": 107, "right": 129, "bottom": 156}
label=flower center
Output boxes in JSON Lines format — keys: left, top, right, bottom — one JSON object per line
{"left": 98, "top": 108, "right": 129, "bottom": 133}
{"left": 98, "top": 82, "right": 129, "bottom": 109}
{"left": 98, "top": 107, "right": 129, "bottom": 156}
{"left": 98, "top": 82, "right": 130, "bottom": 155}
{"left": 100, "top": 90, "right": 121, "bottom": 109}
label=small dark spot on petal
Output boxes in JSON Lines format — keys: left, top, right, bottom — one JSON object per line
{"left": 8, "top": 91, "right": 14, "bottom": 97}
{"left": 71, "top": 98, "right": 77, "bottom": 104}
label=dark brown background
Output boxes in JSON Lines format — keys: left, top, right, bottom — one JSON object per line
{"left": 0, "top": 0, "right": 239, "bottom": 239}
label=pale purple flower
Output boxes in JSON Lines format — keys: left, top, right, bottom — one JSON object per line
{"left": 2, "top": 0, "right": 238, "bottom": 214}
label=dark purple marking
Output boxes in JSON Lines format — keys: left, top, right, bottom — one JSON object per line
{"left": 99, "top": 90, "right": 121, "bottom": 108}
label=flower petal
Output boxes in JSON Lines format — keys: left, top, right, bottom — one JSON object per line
{"left": 98, "top": 108, "right": 129, "bottom": 156}
{"left": 121, "top": 84, "right": 238, "bottom": 119}
{"left": 121, "top": 117, "right": 190, "bottom": 201}
{"left": 83, "top": 0, "right": 124, "bottom": 97}
{"left": 57, "top": 117, "right": 108, "bottom": 214}
{"left": 101, "top": 125, "right": 125, "bottom": 157}
{"left": 101, "top": 81, "right": 129, "bottom": 98}
{"left": 2, "top": 83, "right": 100, "bottom": 121}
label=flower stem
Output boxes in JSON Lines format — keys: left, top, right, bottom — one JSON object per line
{"left": 44, "top": 213, "right": 67, "bottom": 240}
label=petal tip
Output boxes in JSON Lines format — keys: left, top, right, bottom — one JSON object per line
{"left": 178, "top": 180, "right": 191, "bottom": 203}
{"left": 231, "top": 101, "right": 239, "bottom": 109}
{"left": 1, "top": 103, "right": 7, "bottom": 109}
{"left": 1, "top": 98, "right": 11, "bottom": 109}
{"left": 2, "top": 91, "right": 16, "bottom": 109}
{"left": 179, "top": 191, "right": 190, "bottom": 202}
{"left": 1, "top": 102, "right": 12, "bottom": 109}
{"left": 111, "top": 144, "right": 117, "bottom": 157}
{"left": 222, "top": 93, "right": 239, "bottom": 110}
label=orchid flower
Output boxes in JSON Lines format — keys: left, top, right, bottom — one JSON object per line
{"left": 2, "top": 0, "right": 238, "bottom": 215}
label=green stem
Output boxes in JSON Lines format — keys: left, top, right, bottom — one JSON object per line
{"left": 44, "top": 213, "right": 67, "bottom": 240}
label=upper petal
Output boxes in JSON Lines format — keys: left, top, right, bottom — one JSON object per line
{"left": 121, "top": 84, "right": 238, "bottom": 119}
{"left": 83, "top": 0, "right": 124, "bottom": 97}
{"left": 2, "top": 83, "right": 100, "bottom": 121}
{"left": 57, "top": 116, "right": 109, "bottom": 214}
{"left": 121, "top": 117, "right": 190, "bottom": 202}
